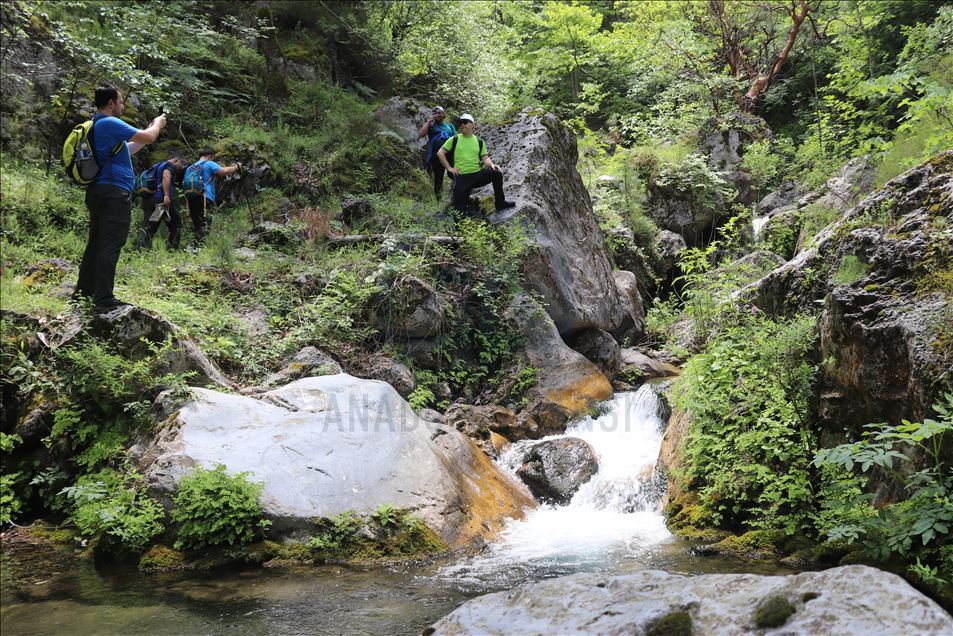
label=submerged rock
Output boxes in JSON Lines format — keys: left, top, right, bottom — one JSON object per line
{"left": 140, "top": 374, "right": 534, "bottom": 548}
{"left": 515, "top": 437, "right": 598, "bottom": 504}
{"left": 429, "top": 565, "right": 953, "bottom": 635}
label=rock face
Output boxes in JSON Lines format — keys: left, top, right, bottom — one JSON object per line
{"left": 505, "top": 294, "right": 613, "bottom": 439}
{"left": 372, "top": 96, "right": 430, "bottom": 150}
{"left": 445, "top": 404, "right": 517, "bottom": 456}
{"left": 141, "top": 374, "right": 534, "bottom": 547}
{"left": 356, "top": 355, "right": 417, "bottom": 398}
{"left": 430, "top": 565, "right": 953, "bottom": 635}
{"left": 620, "top": 349, "right": 680, "bottom": 381}
{"left": 480, "top": 110, "right": 630, "bottom": 337}
{"left": 567, "top": 328, "right": 621, "bottom": 380}
{"left": 699, "top": 112, "right": 772, "bottom": 205}
{"left": 87, "top": 306, "right": 231, "bottom": 388}
{"left": 654, "top": 229, "right": 686, "bottom": 280}
{"left": 748, "top": 152, "right": 953, "bottom": 433}
{"left": 244, "top": 346, "right": 341, "bottom": 393}
{"left": 515, "top": 437, "right": 598, "bottom": 504}
{"left": 371, "top": 276, "right": 444, "bottom": 339}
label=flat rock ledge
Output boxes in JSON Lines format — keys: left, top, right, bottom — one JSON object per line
{"left": 429, "top": 565, "right": 952, "bottom": 635}
{"left": 140, "top": 374, "right": 533, "bottom": 548}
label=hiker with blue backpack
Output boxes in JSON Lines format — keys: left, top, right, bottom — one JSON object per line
{"left": 67, "top": 86, "right": 166, "bottom": 310}
{"left": 135, "top": 157, "right": 182, "bottom": 249}
{"left": 183, "top": 149, "right": 241, "bottom": 245}
{"left": 418, "top": 106, "right": 456, "bottom": 200}
{"left": 437, "top": 113, "right": 515, "bottom": 216}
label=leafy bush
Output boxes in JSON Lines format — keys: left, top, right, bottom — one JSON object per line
{"left": 814, "top": 394, "right": 953, "bottom": 588}
{"left": 673, "top": 312, "right": 819, "bottom": 533}
{"left": 171, "top": 465, "right": 271, "bottom": 550}
{"left": 61, "top": 468, "right": 165, "bottom": 554}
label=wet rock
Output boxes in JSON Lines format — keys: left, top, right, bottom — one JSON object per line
{"left": 480, "top": 110, "right": 630, "bottom": 336}
{"left": 746, "top": 152, "right": 953, "bottom": 434}
{"left": 429, "top": 565, "right": 953, "bottom": 635}
{"left": 445, "top": 404, "right": 517, "bottom": 456}
{"left": 568, "top": 328, "right": 621, "bottom": 380}
{"left": 505, "top": 294, "right": 612, "bottom": 439}
{"left": 140, "top": 374, "right": 535, "bottom": 547}
{"left": 611, "top": 270, "right": 646, "bottom": 344}
{"left": 515, "top": 437, "right": 598, "bottom": 504}
{"left": 87, "top": 306, "right": 231, "bottom": 388}
{"left": 619, "top": 349, "right": 680, "bottom": 381}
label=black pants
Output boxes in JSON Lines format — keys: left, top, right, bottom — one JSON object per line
{"left": 137, "top": 196, "right": 182, "bottom": 249}
{"left": 75, "top": 184, "right": 132, "bottom": 306}
{"left": 430, "top": 156, "right": 449, "bottom": 198}
{"left": 451, "top": 168, "right": 506, "bottom": 212}
{"left": 185, "top": 193, "right": 214, "bottom": 244}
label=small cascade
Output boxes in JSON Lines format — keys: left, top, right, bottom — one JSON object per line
{"left": 439, "top": 385, "right": 672, "bottom": 588}
{"left": 753, "top": 214, "right": 770, "bottom": 237}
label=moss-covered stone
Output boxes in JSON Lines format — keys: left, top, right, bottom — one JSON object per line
{"left": 801, "top": 591, "right": 819, "bottom": 603}
{"left": 139, "top": 545, "right": 186, "bottom": 572}
{"left": 646, "top": 610, "right": 693, "bottom": 636}
{"left": 710, "top": 530, "right": 785, "bottom": 559}
{"left": 307, "top": 511, "right": 449, "bottom": 564}
{"left": 753, "top": 595, "right": 795, "bottom": 628}
{"left": 27, "top": 523, "right": 76, "bottom": 545}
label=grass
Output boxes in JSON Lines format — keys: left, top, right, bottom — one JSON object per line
{"left": 832, "top": 255, "right": 869, "bottom": 286}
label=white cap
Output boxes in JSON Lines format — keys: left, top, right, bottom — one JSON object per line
{"left": 458, "top": 113, "right": 475, "bottom": 123}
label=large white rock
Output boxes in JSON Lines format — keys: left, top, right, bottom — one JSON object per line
{"left": 430, "top": 565, "right": 953, "bottom": 635}
{"left": 140, "top": 374, "right": 533, "bottom": 547}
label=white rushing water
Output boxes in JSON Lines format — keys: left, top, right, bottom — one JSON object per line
{"left": 753, "top": 214, "right": 770, "bottom": 237}
{"left": 438, "top": 385, "right": 673, "bottom": 588}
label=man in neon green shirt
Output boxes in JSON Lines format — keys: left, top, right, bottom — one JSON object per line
{"left": 437, "top": 113, "right": 515, "bottom": 215}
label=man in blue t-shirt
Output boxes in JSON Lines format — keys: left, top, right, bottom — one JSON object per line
{"left": 136, "top": 157, "right": 182, "bottom": 249}
{"left": 418, "top": 106, "right": 457, "bottom": 200}
{"left": 73, "top": 85, "right": 166, "bottom": 309}
{"left": 184, "top": 149, "right": 241, "bottom": 244}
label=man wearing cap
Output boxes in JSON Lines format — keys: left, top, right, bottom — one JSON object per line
{"left": 437, "top": 113, "right": 515, "bottom": 215}
{"left": 419, "top": 106, "right": 456, "bottom": 199}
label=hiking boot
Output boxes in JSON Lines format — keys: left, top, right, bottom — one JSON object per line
{"left": 495, "top": 200, "right": 516, "bottom": 211}
{"left": 94, "top": 300, "right": 132, "bottom": 313}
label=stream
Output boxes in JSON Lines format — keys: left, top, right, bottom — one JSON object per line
{"left": 1, "top": 386, "right": 797, "bottom": 635}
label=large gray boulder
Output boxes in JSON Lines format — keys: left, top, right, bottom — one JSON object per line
{"left": 430, "top": 565, "right": 953, "bottom": 635}
{"left": 747, "top": 152, "right": 953, "bottom": 437}
{"left": 698, "top": 112, "right": 772, "bottom": 205}
{"left": 515, "top": 437, "right": 598, "bottom": 504}
{"left": 140, "top": 374, "right": 534, "bottom": 548}
{"left": 480, "top": 110, "right": 629, "bottom": 336}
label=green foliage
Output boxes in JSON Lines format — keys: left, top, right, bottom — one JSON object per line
{"left": 372, "top": 504, "right": 399, "bottom": 529}
{"left": 171, "top": 465, "right": 271, "bottom": 551}
{"left": 673, "top": 312, "right": 819, "bottom": 533}
{"left": 740, "top": 140, "right": 783, "bottom": 194}
{"left": 813, "top": 395, "right": 953, "bottom": 588}
{"left": 652, "top": 153, "right": 736, "bottom": 214}
{"left": 61, "top": 468, "right": 165, "bottom": 554}
{"left": 307, "top": 508, "right": 446, "bottom": 561}
{"left": 832, "top": 255, "right": 869, "bottom": 286}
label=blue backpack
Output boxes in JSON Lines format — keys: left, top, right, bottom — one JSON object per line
{"left": 183, "top": 160, "right": 208, "bottom": 194}
{"left": 134, "top": 163, "right": 160, "bottom": 195}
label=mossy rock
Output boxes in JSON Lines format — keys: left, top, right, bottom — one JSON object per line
{"left": 139, "top": 545, "right": 186, "bottom": 572}
{"left": 27, "top": 523, "right": 76, "bottom": 545}
{"left": 710, "top": 530, "right": 785, "bottom": 558}
{"left": 646, "top": 610, "right": 693, "bottom": 636}
{"left": 753, "top": 595, "right": 795, "bottom": 628}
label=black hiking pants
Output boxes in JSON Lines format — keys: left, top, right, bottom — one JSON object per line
{"left": 137, "top": 196, "right": 182, "bottom": 249}
{"left": 75, "top": 184, "right": 132, "bottom": 306}
{"left": 451, "top": 168, "right": 506, "bottom": 213}
{"left": 430, "top": 156, "right": 450, "bottom": 198}
{"left": 185, "top": 193, "right": 215, "bottom": 244}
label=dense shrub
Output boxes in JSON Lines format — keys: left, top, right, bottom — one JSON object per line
{"left": 171, "top": 465, "right": 271, "bottom": 550}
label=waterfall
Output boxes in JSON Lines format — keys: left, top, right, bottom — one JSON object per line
{"left": 753, "top": 215, "right": 770, "bottom": 237}
{"left": 438, "top": 385, "right": 672, "bottom": 588}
